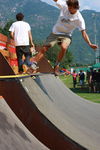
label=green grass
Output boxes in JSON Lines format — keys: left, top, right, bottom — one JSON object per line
{"left": 60, "top": 75, "right": 100, "bottom": 103}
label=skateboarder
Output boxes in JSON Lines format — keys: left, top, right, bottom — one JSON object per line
{"left": 9, "top": 13, "right": 37, "bottom": 74}
{"left": 32, "top": 0, "right": 98, "bottom": 75}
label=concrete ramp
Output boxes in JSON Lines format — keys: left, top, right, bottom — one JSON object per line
{"left": 0, "top": 97, "right": 49, "bottom": 150}
{"left": 0, "top": 52, "right": 100, "bottom": 150}
{"left": 0, "top": 53, "right": 86, "bottom": 150}
{"left": 35, "top": 75, "right": 100, "bottom": 150}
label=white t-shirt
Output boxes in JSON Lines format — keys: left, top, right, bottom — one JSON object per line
{"left": 52, "top": 0, "right": 85, "bottom": 36}
{"left": 9, "top": 21, "right": 31, "bottom": 46}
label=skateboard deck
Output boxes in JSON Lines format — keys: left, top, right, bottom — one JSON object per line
{"left": 0, "top": 72, "right": 54, "bottom": 81}
{"left": 0, "top": 74, "right": 35, "bottom": 81}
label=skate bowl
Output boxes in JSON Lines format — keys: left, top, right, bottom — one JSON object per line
{"left": 0, "top": 97, "right": 49, "bottom": 150}
{"left": 0, "top": 33, "right": 100, "bottom": 150}
{"left": 0, "top": 53, "right": 100, "bottom": 150}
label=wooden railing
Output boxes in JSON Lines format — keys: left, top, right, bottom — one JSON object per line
{"left": 0, "top": 33, "right": 18, "bottom": 74}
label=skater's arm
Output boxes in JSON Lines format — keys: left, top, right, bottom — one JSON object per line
{"left": 53, "top": 0, "right": 66, "bottom": 8}
{"left": 81, "top": 30, "right": 98, "bottom": 50}
{"left": 28, "top": 31, "right": 35, "bottom": 47}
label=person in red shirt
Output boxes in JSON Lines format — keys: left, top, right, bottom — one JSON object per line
{"left": 72, "top": 70, "right": 78, "bottom": 88}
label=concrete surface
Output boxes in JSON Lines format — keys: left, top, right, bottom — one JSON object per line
{"left": 0, "top": 52, "right": 100, "bottom": 150}
{"left": 0, "top": 98, "right": 49, "bottom": 150}
{"left": 20, "top": 74, "right": 100, "bottom": 150}
{"left": 35, "top": 75, "right": 100, "bottom": 150}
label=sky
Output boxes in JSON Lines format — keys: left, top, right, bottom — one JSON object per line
{"left": 41, "top": 0, "right": 100, "bottom": 12}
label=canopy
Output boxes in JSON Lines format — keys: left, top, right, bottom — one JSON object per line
{"left": 92, "top": 63, "right": 100, "bottom": 68}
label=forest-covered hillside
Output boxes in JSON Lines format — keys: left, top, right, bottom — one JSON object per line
{"left": 0, "top": 0, "right": 100, "bottom": 64}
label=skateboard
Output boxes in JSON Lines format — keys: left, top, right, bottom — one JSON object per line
{"left": 0, "top": 73, "right": 36, "bottom": 81}
{"left": 0, "top": 72, "right": 55, "bottom": 81}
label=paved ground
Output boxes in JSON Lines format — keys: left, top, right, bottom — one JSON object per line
{"left": 0, "top": 97, "right": 49, "bottom": 150}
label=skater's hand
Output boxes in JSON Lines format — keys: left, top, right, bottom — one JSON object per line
{"left": 30, "top": 46, "right": 38, "bottom": 56}
{"left": 89, "top": 43, "right": 98, "bottom": 50}
{"left": 30, "top": 43, "right": 35, "bottom": 48}
{"left": 30, "top": 46, "right": 36, "bottom": 53}
{"left": 81, "top": 30, "right": 98, "bottom": 50}
{"left": 53, "top": 0, "right": 58, "bottom": 2}
{"left": 30, "top": 43, "right": 35, "bottom": 52}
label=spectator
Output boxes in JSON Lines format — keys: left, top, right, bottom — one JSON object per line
{"left": 89, "top": 68, "right": 97, "bottom": 92}
{"left": 95, "top": 69, "right": 100, "bottom": 93}
{"left": 72, "top": 70, "right": 78, "bottom": 88}
{"left": 79, "top": 70, "right": 85, "bottom": 88}
{"left": 9, "top": 13, "right": 36, "bottom": 74}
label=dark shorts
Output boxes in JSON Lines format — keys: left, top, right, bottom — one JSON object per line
{"left": 16, "top": 45, "right": 30, "bottom": 54}
{"left": 16, "top": 45, "right": 31, "bottom": 72}
{"left": 73, "top": 80, "right": 77, "bottom": 85}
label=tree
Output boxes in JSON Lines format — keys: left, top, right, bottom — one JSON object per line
{"left": 61, "top": 51, "right": 73, "bottom": 68}
{"left": 2, "top": 20, "right": 14, "bottom": 37}
{"left": 46, "top": 44, "right": 73, "bottom": 68}
{"left": 0, "top": 27, "right": 3, "bottom": 33}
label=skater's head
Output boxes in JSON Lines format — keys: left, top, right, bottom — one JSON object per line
{"left": 66, "top": 0, "right": 79, "bottom": 14}
{"left": 16, "top": 13, "right": 24, "bottom": 21}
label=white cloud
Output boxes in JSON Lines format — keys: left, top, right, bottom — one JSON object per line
{"left": 81, "top": 6, "right": 91, "bottom": 10}
{"left": 76, "top": 0, "right": 100, "bottom": 11}
{"left": 41, "top": 0, "right": 55, "bottom": 6}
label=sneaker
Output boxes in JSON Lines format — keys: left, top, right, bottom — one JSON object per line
{"left": 31, "top": 51, "right": 38, "bottom": 56}
{"left": 26, "top": 67, "right": 37, "bottom": 74}
{"left": 26, "top": 62, "right": 39, "bottom": 74}
{"left": 31, "top": 62, "right": 39, "bottom": 70}
{"left": 30, "top": 47, "right": 38, "bottom": 56}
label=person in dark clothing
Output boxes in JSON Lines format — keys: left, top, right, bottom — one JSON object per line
{"left": 9, "top": 13, "right": 36, "bottom": 74}
{"left": 79, "top": 70, "right": 85, "bottom": 87}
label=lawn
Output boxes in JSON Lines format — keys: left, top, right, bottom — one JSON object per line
{"left": 60, "top": 75, "right": 100, "bottom": 103}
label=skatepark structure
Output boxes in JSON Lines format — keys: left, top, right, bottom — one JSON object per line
{"left": 0, "top": 97, "right": 49, "bottom": 150}
{"left": 0, "top": 33, "right": 100, "bottom": 150}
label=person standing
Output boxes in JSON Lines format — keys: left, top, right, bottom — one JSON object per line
{"left": 32, "top": 0, "right": 98, "bottom": 75}
{"left": 79, "top": 70, "right": 85, "bottom": 88}
{"left": 9, "top": 12, "right": 36, "bottom": 74}
{"left": 72, "top": 70, "right": 78, "bottom": 88}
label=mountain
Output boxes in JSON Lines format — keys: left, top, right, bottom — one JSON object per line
{"left": 0, "top": 0, "right": 100, "bottom": 64}
{"left": 0, "top": 0, "right": 59, "bottom": 39}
